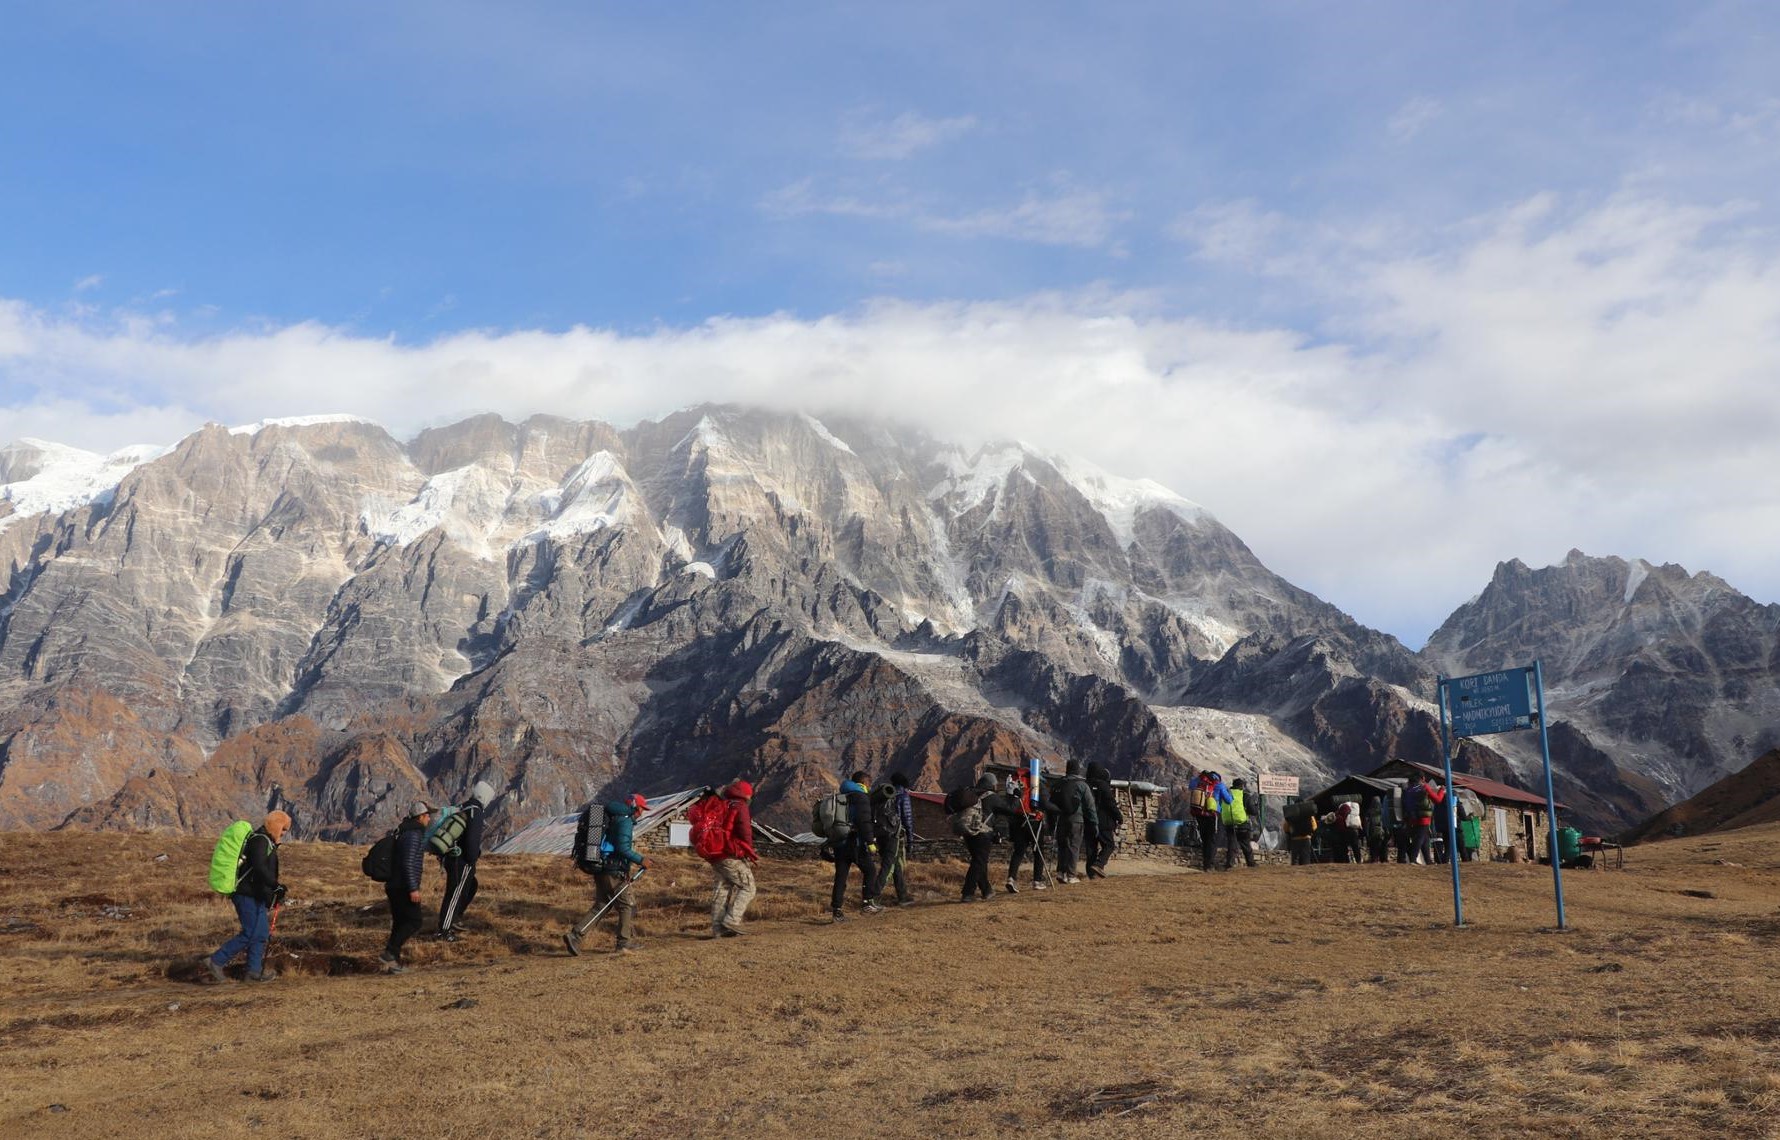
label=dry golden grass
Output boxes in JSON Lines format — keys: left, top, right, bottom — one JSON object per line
{"left": 3, "top": 826, "right": 1780, "bottom": 1138}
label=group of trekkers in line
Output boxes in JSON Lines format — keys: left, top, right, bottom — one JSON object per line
{"left": 1278, "top": 772, "right": 1467, "bottom": 867}
{"left": 206, "top": 758, "right": 1248, "bottom": 977}
{"left": 206, "top": 782, "right": 499, "bottom": 981}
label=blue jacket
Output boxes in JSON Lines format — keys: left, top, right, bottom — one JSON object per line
{"left": 603, "top": 801, "right": 645, "bottom": 870}
{"left": 1213, "top": 781, "right": 1233, "bottom": 809}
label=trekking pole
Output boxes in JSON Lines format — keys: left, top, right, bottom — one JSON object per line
{"left": 1029, "top": 818, "right": 1056, "bottom": 889}
{"left": 572, "top": 868, "right": 645, "bottom": 940}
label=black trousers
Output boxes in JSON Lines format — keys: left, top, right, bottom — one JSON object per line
{"left": 1086, "top": 824, "right": 1116, "bottom": 872}
{"left": 1289, "top": 837, "right": 1312, "bottom": 865}
{"left": 1221, "top": 824, "right": 1255, "bottom": 868}
{"left": 1007, "top": 822, "right": 1048, "bottom": 884}
{"left": 1194, "top": 815, "right": 1219, "bottom": 870}
{"left": 962, "top": 834, "right": 994, "bottom": 899}
{"left": 385, "top": 885, "right": 424, "bottom": 961}
{"left": 1339, "top": 831, "right": 1364, "bottom": 863}
{"left": 1368, "top": 834, "right": 1390, "bottom": 862}
{"left": 438, "top": 856, "right": 478, "bottom": 932}
{"left": 1055, "top": 818, "right": 1085, "bottom": 878}
{"left": 830, "top": 840, "right": 878, "bottom": 913}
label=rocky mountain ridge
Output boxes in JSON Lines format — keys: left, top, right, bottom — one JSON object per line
{"left": 0, "top": 407, "right": 1760, "bottom": 840}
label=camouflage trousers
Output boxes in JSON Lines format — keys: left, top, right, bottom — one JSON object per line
{"left": 711, "top": 858, "right": 756, "bottom": 932}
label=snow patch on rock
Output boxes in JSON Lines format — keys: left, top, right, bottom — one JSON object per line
{"left": 0, "top": 438, "right": 169, "bottom": 532}
{"left": 800, "top": 413, "right": 856, "bottom": 456}
{"left": 229, "top": 414, "right": 373, "bottom": 436}
{"left": 1047, "top": 453, "right": 1209, "bottom": 548}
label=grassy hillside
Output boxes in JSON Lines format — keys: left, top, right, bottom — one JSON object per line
{"left": 1623, "top": 748, "right": 1780, "bottom": 843}
{"left": 3, "top": 829, "right": 1780, "bottom": 1137}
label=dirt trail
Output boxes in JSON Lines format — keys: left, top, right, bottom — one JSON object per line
{"left": 3, "top": 829, "right": 1779, "bottom": 1138}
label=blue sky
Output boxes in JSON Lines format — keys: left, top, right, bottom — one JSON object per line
{"left": 3, "top": 2, "right": 1779, "bottom": 642}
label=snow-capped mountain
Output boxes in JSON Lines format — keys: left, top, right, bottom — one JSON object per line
{"left": 0, "top": 406, "right": 1739, "bottom": 839}
{"left": 1423, "top": 550, "right": 1780, "bottom": 807}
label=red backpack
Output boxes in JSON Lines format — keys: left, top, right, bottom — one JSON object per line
{"left": 687, "top": 794, "right": 735, "bottom": 862}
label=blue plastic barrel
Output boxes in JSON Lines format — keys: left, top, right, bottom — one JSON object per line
{"left": 1147, "top": 819, "right": 1184, "bottom": 846}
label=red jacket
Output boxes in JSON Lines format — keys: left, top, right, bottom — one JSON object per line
{"left": 725, "top": 795, "right": 758, "bottom": 862}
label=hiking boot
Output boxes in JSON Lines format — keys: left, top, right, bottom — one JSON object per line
{"left": 246, "top": 969, "right": 277, "bottom": 983}
{"left": 378, "top": 951, "right": 406, "bottom": 975}
{"left": 960, "top": 894, "right": 977, "bottom": 904}
{"left": 718, "top": 924, "right": 743, "bottom": 938}
{"left": 1004, "top": 879, "right": 1019, "bottom": 894}
{"left": 204, "top": 958, "right": 229, "bottom": 984}
{"left": 898, "top": 898, "right": 915, "bottom": 907}
{"left": 1032, "top": 881, "right": 1048, "bottom": 891}
{"left": 862, "top": 902, "right": 884, "bottom": 915}
{"left": 439, "top": 929, "right": 459, "bottom": 943}
{"left": 614, "top": 941, "right": 639, "bottom": 954}
{"left": 831, "top": 911, "right": 849, "bottom": 924}
{"left": 563, "top": 932, "right": 582, "bottom": 957}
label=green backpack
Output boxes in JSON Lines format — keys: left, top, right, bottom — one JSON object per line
{"left": 207, "top": 820, "right": 255, "bottom": 895}
{"left": 426, "top": 805, "right": 471, "bottom": 857}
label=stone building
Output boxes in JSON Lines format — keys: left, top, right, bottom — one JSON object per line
{"left": 1309, "top": 760, "right": 1564, "bottom": 863}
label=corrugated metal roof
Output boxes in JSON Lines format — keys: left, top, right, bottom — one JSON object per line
{"left": 491, "top": 786, "right": 713, "bottom": 856}
{"left": 1399, "top": 761, "right": 1565, "bottom": 811}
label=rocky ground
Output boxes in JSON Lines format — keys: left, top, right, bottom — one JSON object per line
{"left": 2, "top": 828, "right": 1778, "bottom": 1138}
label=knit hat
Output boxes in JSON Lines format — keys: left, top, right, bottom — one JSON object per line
{"left": 408, "top": 799, "right": 433, "bottom": 819}
{"left": 263, "top": 810, "right": 292, "bottom": 842}
{"left": 469, "top": 780, "right": 495, "bottom": 807}
{"left": 889, "top": 772, "right": 910, "bottom": 789}
{"left": 975, "top": 772, "right": 997, "bottom": 791}
{"left": 1065, "top": 759, "right": 1084, "bottom": 777}
{"left": 727, "top": 780, "right": 754, "bottom": 800}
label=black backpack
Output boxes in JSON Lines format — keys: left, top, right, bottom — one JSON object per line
{"left": 361, "top": 831, "right": 397, "bottom": 883}
{"left": 572, "top": 804, "right": 609, "bottom": 875}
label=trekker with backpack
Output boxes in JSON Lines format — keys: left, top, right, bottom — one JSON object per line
{"left": 1334, "top": 800, "right": 1365, "bottom": 864}
{"left": 1364, "top": 796, "right": 1390, "bottom": 863}
{"left": 1051, "top": 760, "right": 1098, "bottom": 884}
{"left": 1084, "top": 762, "right": 1122, "bottom": 878}
{"left": 948, "top": 772, "right": 999, "bottom": 902}
{"left": 690, "top": 781, "right": 758, "bottom": 938}
{"left": 1408, "top": 776, "right": 1446, "bottom": 866}
{"left": 1283, "top": 802, "right": 1317, "bottom": 865}
{"left": 824, "top": 772, "right": 881, "bottom": 922}
{"left": 204, "top": 810, "right": 291, "bottom": 984}
{"left": 870, "top": 774, "right": 916, "bottom": 906}
{"left": 568, "top": 793, "right": 648, "bottom": 955}
{"left": 1004, "top": 770, "right": 1057, "bottom": 893}
{"left": 380, "top": 801, "right": 432, "bottom": 974}
{"left": 1188, "top": 771, "right": 1222, "bottom": 872}
{"left": 434, "top": 780, "right": 494, "bottom": 942}
{"left": 1219, "top": 778, "right": 1258, "bottom": 870}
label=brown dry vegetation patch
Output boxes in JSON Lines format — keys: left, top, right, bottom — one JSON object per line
{"left": 2, "top": 827, "right": 1780, "bottom": 1137}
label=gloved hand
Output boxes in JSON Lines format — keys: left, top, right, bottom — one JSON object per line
{"left": 867, "top": 844, "right": 878, "bottom": 854}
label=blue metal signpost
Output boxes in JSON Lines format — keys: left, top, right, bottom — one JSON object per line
{"left": 1436, "top": 663, "right": 1567, "bottom": 930}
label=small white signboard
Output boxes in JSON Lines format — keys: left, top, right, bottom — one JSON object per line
{"left": 668, "top": 821, "right": 692, "bottom": 848}
{"left": 1257, "top": 772, "right": 1300, "bottom": 797}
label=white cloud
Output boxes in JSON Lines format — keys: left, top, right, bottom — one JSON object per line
{"left": 3, "top": 193, "right": 1778, "bottom": 643}
{"left": 764, "top": 179, "right": 1127, "bottom": 249}
{"left": 72, "top": 274, "right": 104, "bottom": 293}
{"left": 840, "top": 110, "right": 978, "bottom": 160}
{"left": 1388, "top": 96, "right": 1443, "bottom": 141}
